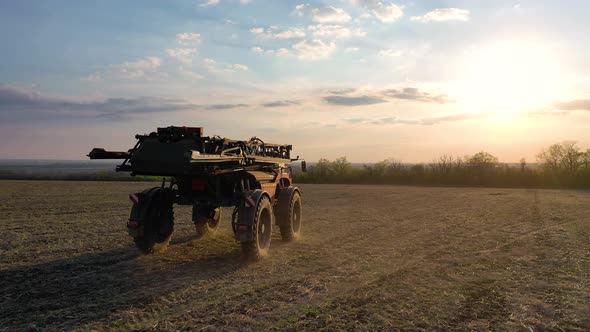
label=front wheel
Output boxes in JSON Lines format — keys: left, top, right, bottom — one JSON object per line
{"left": 242, "top": 196, "right": 273, "bottom": 261}
{"left": 278, "top": 189, "right": 302, "bottom": 242}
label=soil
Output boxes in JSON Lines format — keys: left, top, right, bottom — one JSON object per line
{"left": 1, "top": 181, "right": 589, "bottom": 331}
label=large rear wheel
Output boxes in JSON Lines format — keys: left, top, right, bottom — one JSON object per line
{"left": 133, "top": 192, "right": 174, "bottom": 254}
{"left": 242, "top": 196, "right": 273, "bottom": 261}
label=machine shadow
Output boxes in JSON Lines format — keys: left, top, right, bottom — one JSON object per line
{"left": 0, "top": 244, "right": 245, "bottom": 330}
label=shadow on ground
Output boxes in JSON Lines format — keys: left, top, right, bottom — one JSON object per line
{"left": 0, "top": 236, "right": 245, "bottom": 330}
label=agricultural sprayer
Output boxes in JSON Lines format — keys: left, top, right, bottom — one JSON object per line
{"left": 88, "top": 126, "right": 305, "bottom": 260}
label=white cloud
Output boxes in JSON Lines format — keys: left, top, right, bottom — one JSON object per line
{"left": 411, "top": 8, "right": 470, "bottom": 22}
{"left": 292, "top": 39, "right": 336, "bottom": 60}
{"left": 277, "top": 48, "right": 290, "bottom": 56}
{"left": 353, "top": 1, "right": 403, "bottom": 23}
{"left": 270, "top": 48, "right": 291, "bottom": 56}
{"left": 250, "top": 26, "right": 306, "bottom": 39}
{"left": 274, "top": 28, "right": 306, "bottom": 39}
{"left": 344, "top": 47, "right": 359, "bottom": 53}
{"left": 87, "top": 51, "right": 167, "bottom": 81}
{"left": 176, "top": 32, "right": 201, "bottom": 46}
{"left": 202, "top": 58, "right": 249, "bottom": 73}
{"left": 111, "top": 57, "right": 161, "bottom": 79}
{"left": 252, "top": 40, "right": 335, "bottom": 60}
{"left": 372, "top": 3, "right": 403, "bottom": 22}
{"left": 312, "top": 6, "right": 351, "bottom": 23}
{"left": 200, "top": 0, "right": 219, "bottom": 7}
{"left": 202, "top": 58, "right": 223, "bottom": 72}
{"left": 240, "top": 0, "right": 252, "bottom": 4}
{"left": 166, "top": 48, "right": 196, "bottom": 64}
{"left": 258, "top": 47, "right": 290, "bottom": 56}
{"left": 203, "top": 58, "right": 217, "bottom": 67}
{"left": 231, "top": 64, "right": 249, "bottom": 71}
{"left": 378, "top": 49, "right": 402, "bottom": 57}
{"left": 167, "top": 32, "right": 200, "bottom": 64}
{"left": 308, "top": 24, "right": 366, "bottom": 39}
{"left": 292, "top": 3, "right": 310, "bottom": 17}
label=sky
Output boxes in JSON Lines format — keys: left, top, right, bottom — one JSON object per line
{"left": 1, "top": 0, "right": 589, "bottom": 162}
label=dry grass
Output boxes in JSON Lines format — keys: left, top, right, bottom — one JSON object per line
{"left": 1, "top": 181, "right": 589, "bottom": 331}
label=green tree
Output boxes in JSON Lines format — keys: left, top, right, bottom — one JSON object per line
{"left": 313, "top": 158, "right": 332, "bottom": 176}
{"left": 331, "top": 157, "right": 352, "bottom": 176}
{"left": 372, "top": 160, "right": 388, "bottom": 177}
{"left": 467, "top": 151, "right": 499, "bottom": 169}
{"left": 372, "top": 158, "right": 403, "bottom": 176}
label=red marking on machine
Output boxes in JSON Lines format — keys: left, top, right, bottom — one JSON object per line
{"left": 129, "top": 193, "right": 140, "bottom": 205}
{"left": 244, "top": 196, "right": 256, "bottom": 207}
{"left": 192, "top": 178, "right": 208, "bottom": 191}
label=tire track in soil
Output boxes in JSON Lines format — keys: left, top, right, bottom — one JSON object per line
{"left": 442, "top": 190, "right": 542, "bottom": 329}
{"left": 2, "top": 186, "right": 462, "bottom": 330}
{"left": 4, "top": 183, "right": 590, "bottom": 331}
{"left": 88, "top": 194, "right": 440, "bottom": 330}
{"left": 233, "top": 193, "right": 498, "bottom": 330}
{"left": 286, "top": 189, "right": 550, "bottom": 330}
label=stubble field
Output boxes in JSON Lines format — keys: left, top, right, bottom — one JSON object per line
{"left": 1, "top": 180, "right": 589, "bottom": 331}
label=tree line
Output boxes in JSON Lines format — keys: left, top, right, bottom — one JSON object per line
{"left": 295, "top": 142, "right": 590, "bottom": 189}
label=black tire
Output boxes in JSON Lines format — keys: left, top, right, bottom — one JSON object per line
{"left": 134, "top": 193, "right": 174, "bottom": 254}
{"left": 195, "top": 214, "right": 220, "bottom": 239}
{"left": 279, "top": 190, "right": 302, "bottom": 241}
{"left": 242, "top": 195, "right": 273, "bottom": 261}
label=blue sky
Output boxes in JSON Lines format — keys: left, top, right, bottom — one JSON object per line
{"left": 1, "top": 0, "right": 590, "bottom": 161}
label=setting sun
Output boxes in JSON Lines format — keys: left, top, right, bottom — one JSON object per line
{"left": 455, "top": 40, "right": 565, "bottom": 114}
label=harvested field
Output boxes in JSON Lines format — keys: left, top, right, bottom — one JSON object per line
{"left": 1, "top": 180, "right": 589, "bottom": 331}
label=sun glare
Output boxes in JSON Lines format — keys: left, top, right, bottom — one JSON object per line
{"left": 454, "top": 40, "right": 565, "bottom": 114}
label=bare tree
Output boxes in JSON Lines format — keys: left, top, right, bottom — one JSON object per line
{"left": 439, "top": 154, "right": 454, "bottom": 173}
{"left": 583, "top": 150, "right": 590, "bottom": 169}
{"left": 520, "top": 158, "right": 527, "bottom": 172}
{"left": 384, "top": 158, "right": 403, "bottom": 175}
{"left": 536, "top": 144, "right": 564, "bottom": 171}
{"left": 560, "top": 141, "right": 582, "bottom": 172}
{"left": 429, "top": 154, "right": 454, "bottom": 173}
{"left": 537, "top": 142, "right": 583, "bottom": 172}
